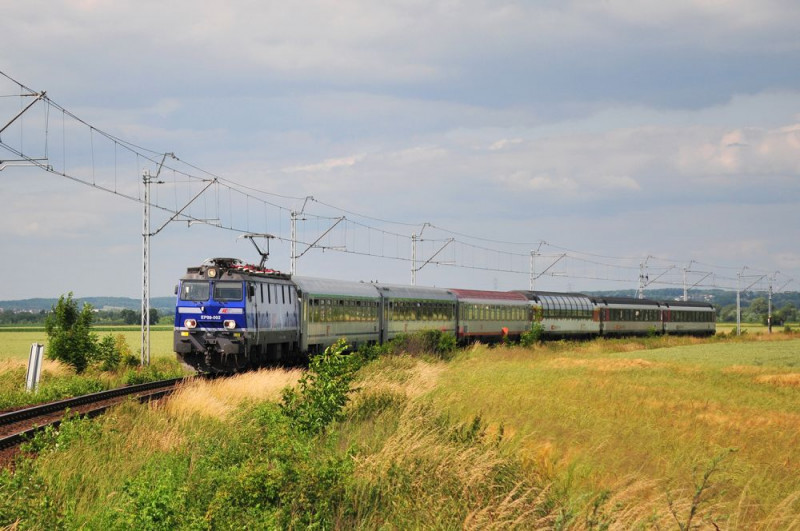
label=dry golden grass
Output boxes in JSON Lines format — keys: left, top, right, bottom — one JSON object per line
{"left": 0, "top": 357, "right": 73, "bottom": 376}
{"left": 723, "top": 365, "right": 800, "bottom": 387}
{"left": 357, "top": 357, "right": 445, "bottom": 400}
{"left": 723, "top": 365, "right": 765, "bottom": 375}
{"left": 755, "top": 373, "right": 800, "bottom": 387}
{"left": 165, "top": 368, "right": 302, "bottom": 420}
{"left": 353, "top": 402, "right": 553, "bottom": 529}
{"left": 546, "top": 357, "right": 662, "bottom": 371}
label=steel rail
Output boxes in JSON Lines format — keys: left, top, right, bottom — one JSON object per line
{"left": 0, "top": 377, "right": 186, "bottom": 450}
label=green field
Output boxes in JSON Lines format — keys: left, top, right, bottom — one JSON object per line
{"left": 0, "top": 327, "right": 175, "bottom": 362}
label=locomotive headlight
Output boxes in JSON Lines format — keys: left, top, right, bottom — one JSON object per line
{"left": 185, "top": 319, "right": 197, "bottom": 329}
{"left": 207, "top": 267, "right": 218, "bottom": 278}
{"left": 223, "top": 320, "right": 236, "bottom": 330}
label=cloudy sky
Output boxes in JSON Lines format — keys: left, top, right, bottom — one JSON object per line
{"left": 1, "top": 0, "right": 799, "bottom": 301}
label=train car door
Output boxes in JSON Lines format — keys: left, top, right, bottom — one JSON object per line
{"left": 379, "top": 295, "right": 389, "bottom": 344}
{"left": 249, "top": 282, "right": 259, "bottom": 346}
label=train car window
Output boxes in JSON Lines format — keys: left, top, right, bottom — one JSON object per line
{"left": 181, "top": 281, "right": 210, "bottom": 301}
{"left": 213, "top": 281, "right": 243, "bottom": 302}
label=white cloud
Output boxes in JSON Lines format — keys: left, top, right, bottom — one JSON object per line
{"left": 488, "top": 138, "right": 524, "bottom": 151}
{"left": 500, "top": 172, "right": 578, "bottom": 193}
{"left": 284, "top": 154, "right": 365, "bottom": 174}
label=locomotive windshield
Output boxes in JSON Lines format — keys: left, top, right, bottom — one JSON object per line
{"left": 213, "top": 281, "right": 243, "bottom": 302}
{"left": 181, "top": 280, "right": 210, "bottom": 301}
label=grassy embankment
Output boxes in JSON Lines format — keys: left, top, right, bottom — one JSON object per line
{"left": 1, "top": 331, "right": 799, "bottom": 528}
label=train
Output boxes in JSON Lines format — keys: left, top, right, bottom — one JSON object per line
{"left": 173, "top": 258, "right": 716, "bottom": 372}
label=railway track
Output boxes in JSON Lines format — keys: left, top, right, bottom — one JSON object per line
{"left": 0, "top": 377, "right": 187, "bottom": 452}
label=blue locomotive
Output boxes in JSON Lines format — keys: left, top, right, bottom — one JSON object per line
{"left": 174, "top": 258, "right": 716, "bottom": 372}
{"left": 174, "top": 258, "right": 299, "bottom": 371}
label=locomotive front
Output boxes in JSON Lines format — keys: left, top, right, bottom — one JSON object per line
{"left": 173, "top": 258, "right": 252, "bottom": 372}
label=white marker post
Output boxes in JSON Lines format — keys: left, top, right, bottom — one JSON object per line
{"left": 26, "top": 343, "right": 44, "bottom": 392}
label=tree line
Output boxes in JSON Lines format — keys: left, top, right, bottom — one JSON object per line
{"left": 715, "top": 297, "right": 797, "bottom": 326}
{"left": 0, "top": 306, "right": 163, "bottom": 326}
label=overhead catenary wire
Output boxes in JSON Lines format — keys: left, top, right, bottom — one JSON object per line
{"left": 0, "top": 69, "right": 791, "bottom": 295}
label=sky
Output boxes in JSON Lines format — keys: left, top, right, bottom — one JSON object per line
{"left": 1, "top": 0, "right": 799, "bottom": 301}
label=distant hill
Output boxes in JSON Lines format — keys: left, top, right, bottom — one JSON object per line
{"left": 0, "top": 296, "right": 175, "bottom": 313}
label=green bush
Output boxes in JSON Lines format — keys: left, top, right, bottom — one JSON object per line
{"left": 116, "top": 454, "right": 192, "bottom": 530}
{"left": 96, "top": 334, "right": 121, "bottom": 372}
{"left": 281, "top": 338, "right": 363, "bottom": 435}
{"left": 106, "top": 403, "right": 352, "bottom": 529}
{"left": 520, "top": 322, "right": 544, "bottom": 347}
{"left": 0, "top": 460, "right": 63, "bottom": 529}
{"left": 44, "top": 293, "right": 98, "bottom": 373}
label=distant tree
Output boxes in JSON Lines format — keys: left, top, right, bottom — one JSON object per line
{"left": 44, "top": 293, "right": 98, "bottom": 373}
{"left": 120, "top": 308, "right": 138, "bottom": 325}
{"left": 719, "top": 304, "right": 738, "bottom": 323}
{"left": 149, "top": 308, "right": 160, "bottom": 325}
{"left": 749, "top": 297, "right": 768, "bottom": 316}
{"left": 780, "top": 302, "right": 797, "bottom": 323}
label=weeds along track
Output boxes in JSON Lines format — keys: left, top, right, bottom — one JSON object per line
{"left": 0, "top": 377, "right": 189, "bottom": 452}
